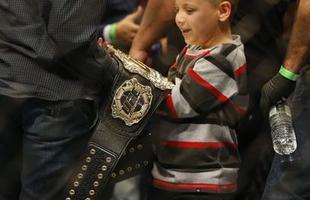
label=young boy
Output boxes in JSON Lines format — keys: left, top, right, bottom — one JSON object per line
{"left": 148, "top": 0, "right": 248, "bottom": 199}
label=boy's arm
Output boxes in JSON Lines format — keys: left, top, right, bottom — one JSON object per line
{"left": 166, "top": 56, "right": 244, "bottom": 118}
{"left": 60, "top": 35, "right": 119, "bottom": 89}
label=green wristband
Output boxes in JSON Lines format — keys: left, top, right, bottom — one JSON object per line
{"left": 279, "top": 65, "right": 300, "bottom": 81}
{"left": 109, "top": 23, "right": 117, "bottom": 43}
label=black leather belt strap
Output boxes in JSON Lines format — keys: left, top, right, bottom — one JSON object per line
{"left": 64, "top": 47, "right": 173, "bottom": 200}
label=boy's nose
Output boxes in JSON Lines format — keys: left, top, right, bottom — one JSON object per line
{"left": 175, "top": 12, "right": 185, "bottom": 26}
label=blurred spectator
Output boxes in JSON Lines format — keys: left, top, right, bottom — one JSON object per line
{"left": 129, "top": 0, "right": 177, "bottom": 63}
{"left": 0, "top": 1, "right": 118, "bottom": 200}
{"left": 130, "top": 0, "right": 184, "bottom": 75}
{"left": 260, "top": 0, "right": 310, "bottom": 199}
{"left": 100, "top": 0, "right": 144, "bottom": 50}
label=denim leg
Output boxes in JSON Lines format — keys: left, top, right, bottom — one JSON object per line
{"left": 19, "top": 99, "right": 98, "bottom": 200}
{"left": 261, "top": 78, "right": 310, "bottom": 200}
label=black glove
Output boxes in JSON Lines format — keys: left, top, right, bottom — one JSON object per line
{"left": 260, "top": 73, "right": 296, "bottom": 116}
{"left": 59, "top": 34, "right": 119, "bottom": 90}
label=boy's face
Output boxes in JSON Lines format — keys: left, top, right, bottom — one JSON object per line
{"left": 175, "top": 0, "right": 220, "bottom": 47}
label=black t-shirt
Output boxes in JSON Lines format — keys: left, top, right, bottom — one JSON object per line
{"left": 232, "top": 0, "right": 296, "bottom": 94}
{"left": 233, "top": 0, "right": 295, "bottom": 59}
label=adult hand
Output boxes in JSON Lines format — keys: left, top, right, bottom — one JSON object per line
{"left": 115, "top": 6, "right": 144, "bottom": 46}
{"left": 260, "top": 73, "right": 296, "bottom": 116}
{"left": 97, "top": 37, "right": 107, "bottom": 48}
{"left": 97, "top": 37, "right": 115, "bottom": 55}
{"left": 129, "top": 47, "right": 149, "bottom": 63}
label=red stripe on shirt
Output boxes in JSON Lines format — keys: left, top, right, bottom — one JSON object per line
{"left": 153, "top": 179, "right": 237, "bottom": 192}
{"left": 165, "top": 95, "right": 177, "bottom": 118}
{"left": 234, "top": 64, "right": 247, "bottom": 77}
{"left": 236, "top": 105, "right": 246, "bottom": 113}
{"left": 187, "top": 68, "right": 229, "bottom": 103}
{"left": 185, "top": 50, "right": 210, "bottom": 59}
{"left": 182, "top": 46, "right": 189, "bottom": 51}
{"left": 170, "top": 62, "right": 178, "bottom": 69}
{"left": 160, "top": 141, "right": 238, "bottom": 149}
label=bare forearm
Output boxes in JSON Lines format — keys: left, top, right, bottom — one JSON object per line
{"left": 283, "top": 0, "right": 310, "bottom": 73}
{"left": 130, "top": 0, "right": 175, "bottom": 51}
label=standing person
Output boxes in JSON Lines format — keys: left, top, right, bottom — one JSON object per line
{"left": 147, "top": 0, "right": 248, "bottom": 199}
{"left": 0, "top": 1, "right": 117, "bottom": 200}
{"left": 260, "top": 0, "right": 310, "bottom": 199}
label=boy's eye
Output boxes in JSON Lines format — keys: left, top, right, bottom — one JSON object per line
{"left": 185, "top": 7, "right": 195, "bottom": 14}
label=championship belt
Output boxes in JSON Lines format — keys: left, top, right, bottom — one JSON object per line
{"left": 64, "top": 45, "right": 174, "bottom": 200}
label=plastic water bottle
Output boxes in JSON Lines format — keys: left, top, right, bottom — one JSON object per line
{"left": 269, "top": 100, "right": 297, "bottom": 162}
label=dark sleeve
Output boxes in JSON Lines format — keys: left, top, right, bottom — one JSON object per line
{"left": 47, "top": 0, "right": 105, "bottom": 55}
{"left": 47, "top": 0, "right": 120, "bottom": 89}
{"left": 48, "top": 0, "right": 118, "bottom": 89}
{"left": 2, "top": 0, "right": 105, "bottom": 64}
{"left": 60, "top": 34, "right": 119, "bottom": 90}
{"left": 48, "top": 0, "right": 120, "bottom": 88}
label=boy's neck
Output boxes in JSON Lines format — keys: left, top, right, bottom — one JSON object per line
{"left": 201, "top": 24, "right": 232, "bottom": 49}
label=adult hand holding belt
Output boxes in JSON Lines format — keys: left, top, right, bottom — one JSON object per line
{"left": 64, "top": 42, "right": 174, "bottom": 200}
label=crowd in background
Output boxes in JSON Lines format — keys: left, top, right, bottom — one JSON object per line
{"left": 0, "top": 0, "right": 309, "bottom": 200}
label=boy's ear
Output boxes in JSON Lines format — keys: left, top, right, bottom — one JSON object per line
{"left": 218, "top": 1, "right": 231, "bottom": 22}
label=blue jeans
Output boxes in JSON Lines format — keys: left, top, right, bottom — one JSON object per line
{"left": 261, "top": 71, "right": 310, "bottom": 200}
{"left": 0, "top": 96, "right": 98, "bottom": 200}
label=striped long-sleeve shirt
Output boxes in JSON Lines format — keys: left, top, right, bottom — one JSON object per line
{"left": 152, "top": 35, "right": 248, "bottom": 194}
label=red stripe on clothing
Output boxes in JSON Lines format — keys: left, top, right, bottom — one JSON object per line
{"left": 236, "top": 105, "right": 246, "bottom": 114}
{"left": 185, "top": 50, "right": 210, "bottom": 59}
{"left": 187, "top": 68, "right": 228, "bottom": 103}
{"left": 160, "top": 141, "right": 238, "bottom": 149}
{"left": 170, "top": 62, "right": 178, "bottom": 69}
{"left": 183, "top": 46, "right": 189, "bottom": 51}
{"left": 165, "top": 95, "right": 177, "bottom": 118}
{"left": 153, "top": 179, "right": 237, "bottom": 192}
{"left": 234, "top": 64, "right": 247, "bottom": 77}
